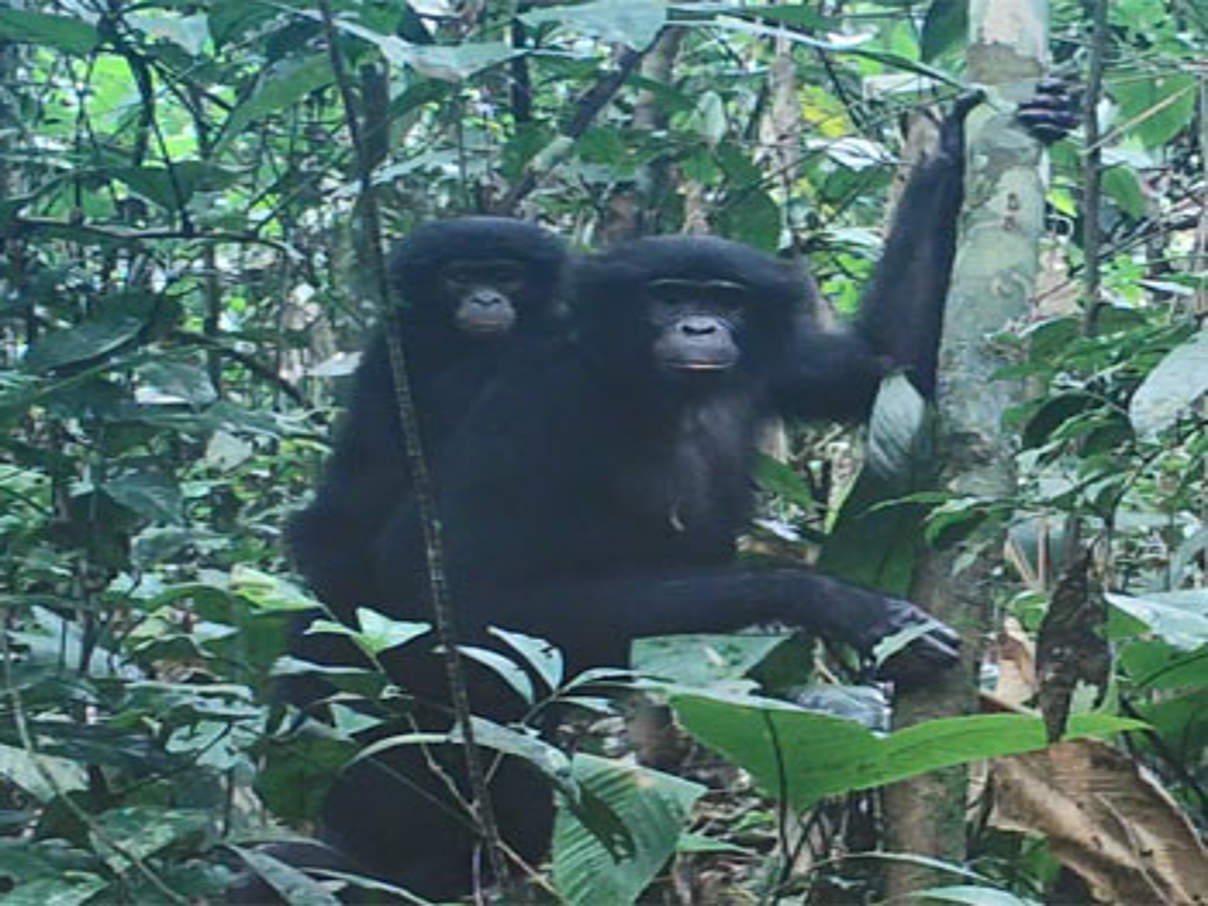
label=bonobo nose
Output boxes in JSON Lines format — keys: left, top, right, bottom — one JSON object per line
{"left": 681, "top": 317, "right": 718, "bottom": 336}
{"left": 470, "top": 290, "right": 507, "bottom": 309}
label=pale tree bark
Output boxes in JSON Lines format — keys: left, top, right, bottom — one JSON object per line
{"left": 883, "top": 0, "right": 1052, "bottom": 896}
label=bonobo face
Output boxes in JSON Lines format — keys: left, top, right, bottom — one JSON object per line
{"left": 647, "top": 278, "right": 748, "bottom": 373}
{"left": 442, "top": 258, "right": 527, "bottom": 336}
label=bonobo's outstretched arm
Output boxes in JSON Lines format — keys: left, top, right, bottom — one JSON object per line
{"left": 458, "top": 568, "right": 960, "bottom": 684}
{"left": 777, "top": 81, "right": 1077, "bottom": 422}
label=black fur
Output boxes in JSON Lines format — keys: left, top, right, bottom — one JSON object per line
{"left": 253, "top": 85, "right": 1080, "bottom": 902}
{"left": 287, "top": 216, "right": 566, "bottom": 617}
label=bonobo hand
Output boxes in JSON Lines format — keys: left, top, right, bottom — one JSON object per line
{"left": 863, "top": 597, "right": 962, "bottom": 685}
{"left": 938, "top": 89, "right": 987, "bottom": 161}
{"left": 1016, "top": 77, "right": 1079, "bottom": 144}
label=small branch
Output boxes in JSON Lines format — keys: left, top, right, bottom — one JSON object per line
{"left": 1081, "top": 0, "right": 1109, "bottom": 334}
{"left": 316, "top": 0, "right": 511, "bottom": 892}
{"left": 496, "top": 45, "right": 647, "bottom": 213}
{"left": 7, "top": 217, "right": 302, "bottom": 258}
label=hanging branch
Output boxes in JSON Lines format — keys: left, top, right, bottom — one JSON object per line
{"left": 314, "top": 1, "right": 511, "bottom": 893}
{"left": 1082, "top": 0, "right": 1110, "bottom": 333}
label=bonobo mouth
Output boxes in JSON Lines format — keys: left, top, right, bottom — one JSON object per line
{"left": 667, "top": 360, "right": 735, "bottom": 371}
{"left": 457, "top": 314, "right": 515, "bottom": 335}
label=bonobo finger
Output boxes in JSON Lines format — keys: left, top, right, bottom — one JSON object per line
{"left": 952, "top": 89, "right": 987, "bottom": 122}
{"left": 938, "top": 90, "right": 987, "bottom": 158}
{"left": 1016, "top": 78, "right": 1080, "bottom": 144}
{"left": 860, "top": 597, "right": 961, "bottom": 684}
{"left": 875, "top": 626, "right": 962, "bottom": 685}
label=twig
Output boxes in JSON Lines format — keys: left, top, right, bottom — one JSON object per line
{"left": 315, "top": 0, "right": 511, "bottom": 893}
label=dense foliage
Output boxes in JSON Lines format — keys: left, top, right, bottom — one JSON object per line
{"left": 1, "top": 0, "right": 1207, "bottom": 902}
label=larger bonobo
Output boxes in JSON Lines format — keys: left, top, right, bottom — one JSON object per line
{"left": 329, "top": 237, "right": 961, "bottom": 900}
{"left": 287, "top": 216, "right": 566, "bottom": 617}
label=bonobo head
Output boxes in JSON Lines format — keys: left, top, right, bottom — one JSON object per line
{"left": 389, "top": 216, "right": 567, "bottom": 342}
{"left": 574, "top": 236, "right": 806, "bottom": 392}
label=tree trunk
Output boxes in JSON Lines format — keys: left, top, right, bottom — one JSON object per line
{"left": 883, "top": 0, "right": 1052, "bottom": 896}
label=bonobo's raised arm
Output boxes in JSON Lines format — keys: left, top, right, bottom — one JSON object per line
{"left": 776, "top": 81, "right": 1078, "bottom": 422}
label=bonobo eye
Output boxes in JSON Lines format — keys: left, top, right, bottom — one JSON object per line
{"left": 443, "top": 259, "right": 526, "bottom": 291}
{"left": 647, "top": 278, "right": 749, "bottom": 310}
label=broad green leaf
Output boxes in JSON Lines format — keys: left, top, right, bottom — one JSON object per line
{"left": 90, "top": 806, "right": 210, "bottom": 871}
{"left": 334, "top": 20, "right": 521, "bottom": 81}
{"left": 218, "top": 55, "right": 334, "bottom": 152}
{"left": 459, "top": 644, "right": 535, "bottom": 703}
{"left": 232, "top": 566, "right": 322, "bottom": 612}
{"left": 491, "top": 626, "right": 565, "bottom": 691}
{"left": 230, "top": 846, "right": 342, "bottom": 906}
{"left": 918, "top": 885, "right": 1039, "bottom": 906}
{"left": 0, "top": 9, "right": 99, "bottom": 54}
{"left": 754, "top": 453, "right": 815, "bottom": 507}
{"left": 632, "top": 633, "right": 784, "bottom": 686}
{"left": 552, "top": 753, "right": 705, "bottom": 906}
{"left": 0, "top": 743, "right": 88, "bottom": 802}
{"left": 136, "top": 360, "right": 217, "bottom": 406}
{"left": 672, "top": 688, "right": 1144, "bottom": 812}
{"left": 818, "top": 375, "right": 933, "bottom": 595}
{"left": 108, "top": 162, "right": 241, "bottom": 209}
{"left": 102, "top": 470, "right": 183, "bottom": 523}
{"left": 24, "top": 314, "right": 144, "bottom": 371}
{"left": 347, "top": 607, "right": 430, "bottom": 654}
{"left": 0, "top": 875, "right": 109, "bottom": 906}
{"left": 920, "top": 0, "right": 967, "bottom": 61}
{"left": 1106, "top": 591, "right": 1208, "bottom": 651}
{"left": 1111, "top": 72, "right": 1196, "bottom": 148}
{"left": 1128, "top": 326, "right": 1208, "bottom": 436}
{"left": 1101, "top": 165, "right": 1148, "bottom": 219}
{"left": 719, "top": 188, "right": 779, "bottom": 252}
{"left": 127, "top": 12, "right": 210, "bottom": 55}
{"left": 523, "top": 0, "right": 666, "bottom": 50}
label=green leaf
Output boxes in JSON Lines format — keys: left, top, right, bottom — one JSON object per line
{"left": 232, "top": 566, "right": 320, "bottom": 612}
{"left": 1106, "top": 591, "right": 1208, "bottom": 651}
{"left": 459, "top": 644, "right": 535, "bottom": 703}
{"left": 552, "top": 753, "right": 705, "bottom": 906}
{"left": 1101, "top": 164, "right": 1148, "bottom": 219}
{"left": 522, "top": 0, "right": 667, "bottom": 50}
{"left": 334, "top": 20, "right": 522, "bottom": 82}
{"left": 632, "top": 633, "right": 784, "bottom": 686}
{"left": 24, "top": 311, "right": 146, "bottom": 372}
{"left": 230, "top": 845, "right": 342, "bottom": 906}
{"left": 108, "top": 162, "right": 242, "bottom": 209}
{"left": 1128, "top": 326, "right": 1208, "bottom": 436}
{"left": 0, "top": 9, "right": 99, "bottom": 54}
{"left": 491, "top": 627, "right": 564, "bottom": 691}
{"left": 0, "top": 875, "right": 110, "bottom": 906}
{"left": 672, "top": 688, "right": 1144, "bottom": 811}
{"left": 916, "top": 885, "right": 1039, "bottom": 906}
{"left": 218, "top": 55, "right": 334, "bottom": 152}
{"left": 90, "top": 806, "right": 210, "bottom": 871}
{"left": 136, "top": 360, "right": 217, "bottom": 406}
{"left": 719, "top": 188, "right": 780, "bottom": 253}
{"left": 1111, "top": 72, "right": 1196, "bottom": 148}
{"left": 818, "top": 375, "right": 933, "bottom": 595}
{"left": 920, "top": 0, "right": 966, "bottom": 61}
{"left": 102, "top": 470, "right": 183, "bottom": 523}
{"left": 127, "top": 11, "right": 210, "bottom": 55}
{"left": 332, "top": 607, "right": 430, "bottom": 655}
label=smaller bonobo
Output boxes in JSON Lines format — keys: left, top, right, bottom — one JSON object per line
{"left": 287, "top": 216, "right": 566, "bottom": 617}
